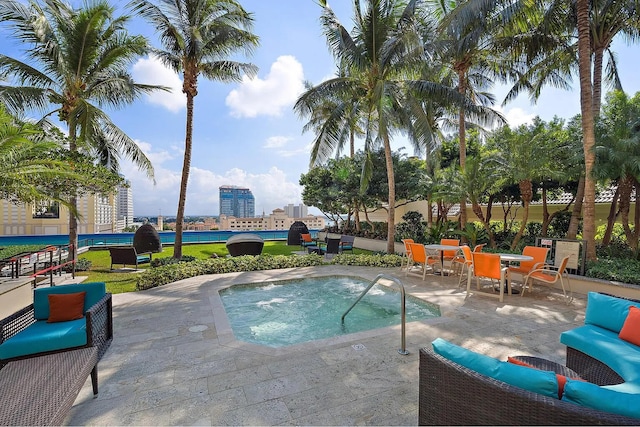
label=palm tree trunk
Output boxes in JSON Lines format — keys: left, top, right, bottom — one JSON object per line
{"left": 511, "top": 180, "right": 532, "bottom": 250}
{"left": 567, "top": 174, "right": 585, "bottom": 239}
{"left": 174, "top": 91, "right": 195, "bottom": 259}
{"left": 592, "top": 48, "right": 604, "bottom": 115}
{"left": 457, "top": 70, "right": 467, "bottom": 229}
{"left": 602, "top": 184, "right": 620, "bottom": 246}
{"left": 618, "top": 175, "right": 636, "bottom": 250}
{"left": 577, "top": 0, "right": 597, "bottom": 261}
{"left": 383, "top": 133, "right": 396, "bottom": 254}
{"left": 68, "top": 123, "right": 78, "bottom": 262}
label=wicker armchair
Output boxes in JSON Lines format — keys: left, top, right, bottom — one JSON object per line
{"left": 0, "top": 286, "right": 112, "bottom": 367}
{"left": 419, "top": 348, "right": 639, "bottom": 425}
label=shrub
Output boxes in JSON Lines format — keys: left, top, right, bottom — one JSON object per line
{"left": 64, "top": 258, "right": 92, "bottom": 272}
{"left": 331, "top": 253, "right": 403, "bottom": 267}
{"left": 586, "top": 257, "right": 640, "bottom": 285}
{"left": 136, "top": 253, "right": 405, "bottom": 290}
{"left": 150, "top": 255, "right": 197, "bottom": 267}
{"left": 395, "top": 211, "right": 427, "bottom": 244}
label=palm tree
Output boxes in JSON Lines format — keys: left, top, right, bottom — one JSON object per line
{"left": 428, "top": 0, "right": 508, "bottom": 229}
{"left": 130, "top": 0, "right": 259, "bottom": 259}
{"left": 309, "top": 0, "right": 496, "bottom": 253}
{"left": 576, "top": 0, "right": 598, "bottom": 260}
{"left": 0, "top": 0, "right": 158, "bottom": 257}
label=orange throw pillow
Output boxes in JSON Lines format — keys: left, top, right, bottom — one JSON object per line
{"left": 47, "top": 291, "right": 86, "bottom": 323}
{"left": 507, "top": 357, "right": 573, "bottom": 399}
{"left": 619, "top": 306, "right": 640, "bottom": 346}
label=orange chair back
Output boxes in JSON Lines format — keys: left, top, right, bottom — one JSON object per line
{"left": 473, "top": 244, "right": 486, "bottom": 252}
{"left": 402, "top": 239, "right": 414, "bottom": 256}
{"left": 520, "top": 246, "right": 549, "bottom": 272}
{"left": 461, "top": 245, "right": 473, "bottom": 263}
{"left": 472, "top": 252, "right": 502, "bottom": 280}
{"left": 557, "top": 255, "right": 570, "bottom": 272}
{"left": 408, "top": 243, "right": 427, "bottom": 264}
{"left": 440, "top": 239, "right": 460, "bottom": 258}
{"left": 301, "top": 233, "right": 312, "bottom": 243}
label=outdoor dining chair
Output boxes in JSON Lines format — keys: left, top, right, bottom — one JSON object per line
{"left": 508, "top": 246, "right": 549, "bottom": 287}
{"left": 522, "top": 255, "right": 572, "bottom": 302}
{"left": 473, "top": 243, "right": 486, "bottom": 252}
{"left": 401, "top": 239, "right": 414, "bottom": 270}
{"left": 452, "top": 245, "right": 473, "bottom": 287}
{"left": 406, "top": 243, "right": 439, "bottom": 280}
{"left": 467, "top": 252, "right": 510, "bottom": 302}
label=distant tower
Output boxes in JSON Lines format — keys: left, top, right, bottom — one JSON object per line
{"left": 219, "top": 185, "right": 255, "bottom": 217}
{"left": 116, "top": 177, "right": 134, "bottom": 227}
{"left": 157, "top": 214, "right": 163, "bottom": 230}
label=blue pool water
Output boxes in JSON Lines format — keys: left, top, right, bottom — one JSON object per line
{"left": 0, "top": 229, "right": 318, "bottom": 248}
{"left": 219, "top": 276, "right": 440, "bottom": 348}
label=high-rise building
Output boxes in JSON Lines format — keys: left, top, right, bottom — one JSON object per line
{"left": 219, "top": 186, "right": 255, "bottom": 217}
{"left": 284, "top": 203, "right": 308, "bottom": 218}
{"left": 116, "top": 178, "right": 134, "bottom": 228}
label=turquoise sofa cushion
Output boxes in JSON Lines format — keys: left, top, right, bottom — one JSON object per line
{"left": 562, "top": 379, "right": 640, "bottom": 419}
{"left": 584, "top": 292, "right": 640, "bottom": 333}
{"left": 432, "top": 338, "right": 559, "bottom": 398}
{"left": 560, "top": 324, "right": 640, "bottom": 383}
{"left": 0, "top": 319, "right": 87, "bottom": 359}
{"left": 33, "top": 282, "right": 106, "bottom": 320}
{"left": 136, "top": 255, "right": 150, "bottom": 263}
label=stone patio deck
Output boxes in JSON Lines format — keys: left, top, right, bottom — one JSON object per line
{"left": 64, "top": 265, "right": 586, "bottom": 426}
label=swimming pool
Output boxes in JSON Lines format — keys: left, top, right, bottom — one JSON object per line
{"left": 219, "top": 275, "right": 440, "bottom": 348}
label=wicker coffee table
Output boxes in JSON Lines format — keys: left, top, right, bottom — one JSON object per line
{"left": 511, "top": 355, "right": 582, "bottom": 377}
{"left": 0, "top": 347, "right": 98, "bottom": 426}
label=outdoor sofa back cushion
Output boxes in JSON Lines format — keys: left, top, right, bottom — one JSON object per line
{"left": 0, "top": 318, "right": 86, "bottom": 360}
{"left": 584, "top": 292, "right": 640, "bottom": 333}
{"left": 562, "top": 379, "right": 640, "bottom": 419}
{"left": 34, "top": 282, "right": 106, "bottom": 321}
{"left": 431, "top": 338, "right": 559, "bottom": 398}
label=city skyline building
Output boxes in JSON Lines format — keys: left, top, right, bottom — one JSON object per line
{"left": 283, "top": 203, "right": 308, "bottom": 218}
{"left": 219, "top": 185, "right": 255, "bottom": 218}
{"left": 116, "top": 178, "right": 134, "bottom": 228}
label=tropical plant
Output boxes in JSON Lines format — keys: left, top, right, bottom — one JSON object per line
{"left": 0, "top": 0, "right": 157, "bottom": 256}
{"left": 130, "top": 0, "right": 259, "bottom": 259}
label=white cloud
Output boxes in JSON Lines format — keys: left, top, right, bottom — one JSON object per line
{"left": 264, "top": 135, "right": 291, "bottom": 148}
{"left": 132, "top": 55, "right": 185, "bottom": 113}
{"left": 497, "top": 106, "right": 537, "bottom": 128}
{"left": 225, "top": 55, "right": 305, "bottom": 118}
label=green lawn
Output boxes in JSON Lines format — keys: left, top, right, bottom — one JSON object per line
{"left": 78, "top": 241, "right": 368, "bottom": 294}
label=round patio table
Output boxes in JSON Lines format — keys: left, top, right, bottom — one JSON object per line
{"left": 497, "top": 253, "right": 534, "bottom": 294}
{"left": 424, "top": 244, "right": 461, "bottom": 275}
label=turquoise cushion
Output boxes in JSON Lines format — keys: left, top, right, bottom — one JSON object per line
{"left": 432, "top": 338, "right": 559, "bottom": 398}
{"left": 136, "top": 255, "right": 150, "bottom": 263}
{"left": 562, "top": 379, "right": 640, "bottom": 419}
{"left": 33, "top": 282, "right": 106, "bottom": 320}
{"left": 584, "top": 292, "right": 640, "bottom": 333}
{"left": 0, "top": 319, "right": 87, "bottom": 359}
{"left": 560, "top": 324, "right": 640, "bottom": 383}
{"left": 341, "top": 245, "right": 353, "bottom": 250}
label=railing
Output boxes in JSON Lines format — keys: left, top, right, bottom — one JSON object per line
{"left": 341, "top": 273, "right": 409, "bottom": 355}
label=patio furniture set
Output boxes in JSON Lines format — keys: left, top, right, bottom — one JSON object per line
{"left": 300, "top": 233, "right": 354, "bottom": 256}
{"left": 0, "top": 282, "right": 112, "bottom": 425}
{"left": 419, "top": 291, "right": 640, "bottom": 425}
{"left": 403, "top": 239, "right": 572, "bottom": 303}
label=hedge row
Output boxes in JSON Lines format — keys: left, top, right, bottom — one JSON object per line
{"left": 136, "top": 253, "right": 404, "bottom": 291}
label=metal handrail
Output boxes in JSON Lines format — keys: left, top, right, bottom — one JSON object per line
{"left": 341, "top": 273, "right": 409, "bottom": 355}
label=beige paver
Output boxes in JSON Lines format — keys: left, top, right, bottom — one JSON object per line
{"left": 65, "top": 265, "right": 586, "bottom": 426}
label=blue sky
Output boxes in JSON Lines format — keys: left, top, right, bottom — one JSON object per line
{"left": 4, "top": 1, "right": 640, "bottom": 217}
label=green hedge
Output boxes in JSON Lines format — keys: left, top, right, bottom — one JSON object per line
{"left": 136, "top": 253, "right": 404, "bottom": 291}
{"left": 585, "top": 258, "right": 640, "bottom": 285}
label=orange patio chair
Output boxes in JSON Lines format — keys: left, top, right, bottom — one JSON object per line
{"left": 473, "top": 244, "right": 486, "bottom": 252}
{"left": 522, "top": 255, "right": 572, "bottom": 303}
{"left": 508, "top": 246, "right": 549, "bottom": 287}
{"left": 440, "top": 238, "right": 460, "bottom": 273}
{"left": 451, "top": 245, "right": 473, "bottom": 287}
{"left": 406, "top": 243, "right": 439, "bottom": 280}
{"left": 300, "top": 233, "right": 315, "bottom": 249}
{"left": 402, "top": 239, "right": 414, "bottom": 270}
{"left": 467, "top": 252, "right": 510, "bottom": 302}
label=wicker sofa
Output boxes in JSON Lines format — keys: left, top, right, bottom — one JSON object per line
{"left": 419, "top": 347, "right": 640, "bottom": 425}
